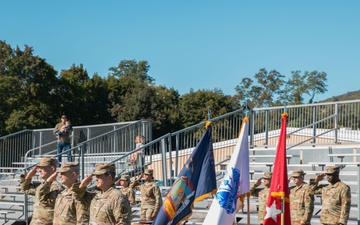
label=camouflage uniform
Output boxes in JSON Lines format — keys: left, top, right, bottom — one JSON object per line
{"left": 73, "top": 163, "right": 132, "bottom": 225}
{"left": 250, "top": 184, "right": 269, "bottom": 224}
{"left": 117, "top": 174, "right": 136, "bottom": 205}
{"left": 120, "top": 186, "right": 136, "bottom": 205}
{"left": 130, "top": 169, "right": 163, "bottom": 220}
{"left": 250, "top": 172, "right": 272, "bottom": 225}
{"left": 290, "top": 183, "right": 314, "bottom": 225}
{"left": 52, "top": 183, "right": 90, "bottom": 225}
{"left": 38, "top": 162, "right": 90, "bottom": 225}
{"left": 20, "top": 158, "right": 64, "bottom": 225}
{"left": 309, "top": 166, "right": 351, "bottom": 225}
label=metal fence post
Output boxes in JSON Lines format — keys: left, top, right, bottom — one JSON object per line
{"left": 358, "top": 164, "right": 360, "bottom": 225}
{"left": 161, "top": 139, "right": 167, "bottom": 185}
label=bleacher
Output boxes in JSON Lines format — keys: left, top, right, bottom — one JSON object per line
{"left": 1, "top": 100, "right": 360, "bottom": 224}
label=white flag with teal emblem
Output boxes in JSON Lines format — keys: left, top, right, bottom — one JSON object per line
{"left": 203, "top": 117, "right": 250, "bottom": 224}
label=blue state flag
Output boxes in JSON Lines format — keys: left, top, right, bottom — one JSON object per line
{"left": 153, "top": 122, "right": 217, "bottom": 225}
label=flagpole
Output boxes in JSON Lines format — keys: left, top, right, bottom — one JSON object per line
{"left": 281, "top": 106, "right": 286, "bottom": 225}
{"left": 245, "top": 102, "right": 250, "bottom": 225}
{"left": 281, "top": 196, "right": 285, "bottom": 225}
{"left": 247, "top": 196, "right": 250, "bottom": 225}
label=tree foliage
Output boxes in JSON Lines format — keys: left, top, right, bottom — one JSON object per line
{"left": 235, "top": 68, "right": 328, "bottom": 108}
{"left": 0, "top": 40, "right": 331, "bottom": 138}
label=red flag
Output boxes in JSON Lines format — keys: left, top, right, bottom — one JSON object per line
{"left": 263, "top": 113, "right": 291, "bottom": 225}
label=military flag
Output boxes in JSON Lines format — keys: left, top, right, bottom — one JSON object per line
{"left": 203, "top": 117, "right": 250, "bottom": 224}
{"left": 263, "top": 112, "right": 291, "bottom": 225}
{"left": 153, "top": 122, "right": 217, "bottom": 225}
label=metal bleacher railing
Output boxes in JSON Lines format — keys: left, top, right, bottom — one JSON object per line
{"left": 0, "top": 120, "right": 152, "bottom": 169}
{"left": 1, "top": 99, "right": 360, "bottom": 224}
{"left": 1, "top": 120, "right": 151, "bottom": 224}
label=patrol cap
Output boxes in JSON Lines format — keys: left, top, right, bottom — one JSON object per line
{"left": 92, "top": 163, "right": 116, "bottom": 175}
{"left": 57, "top": 162, "right": 79, "bottom": 173}
{"left": 144, "top": 169, "right": 153, "bottom": 175}
{"left": 119, "top": 174, "right": 130, "bottom": 181}
{"left": 292, "top": 169, "right": 306, "bottom": 177}
{"left": 37, "top": 157, "right": 58, "bottom": 167}
{"left": 262, "top": 172, "right": 272, "bottom": 179}
{"left": 325, "top": 166, "right": 340, "bottom": 174}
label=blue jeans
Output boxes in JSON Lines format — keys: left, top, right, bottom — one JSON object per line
{"left": 57, "top": 142, "right": 72, "bottom": 164}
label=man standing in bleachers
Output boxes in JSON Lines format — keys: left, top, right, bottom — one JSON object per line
{"left": 289, "top": 169, "right": 314, "bottom": 225}
{"left": 250, "top": 172, "right": 272, "bottom": 225}
{"left": 310, "top": 166, "right": 351, "bottom": 225}
{"left": 19, "top": 157, "right": 64, "bottom": 225}
{"left": 53, "top": 115, "right": 73, "bottom": 164}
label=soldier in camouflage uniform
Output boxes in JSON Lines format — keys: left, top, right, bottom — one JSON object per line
{"left": 250, "top": 172, "right": 272, "bottom": 225}
{"left": 130, "top": 169, "right": 162, "bottom": 221}
{"left": 310, "top": 166, "right": 351, "bottom": 225}
{"left": 43, "top": 162, "right": 89, "bottom": 225}
{"left": 115, "top": 174, "right": 136, "bottom": 205}
{"left": 289, "top": 169, "right": 314, "bottom": 225}
{"left": 20, "top": 157, "right": 64, "bottom": 225}
{"left": 74, "top": 163, "right": 132, "bottom": 225}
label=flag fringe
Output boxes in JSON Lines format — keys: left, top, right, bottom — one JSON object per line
{"left": 270, "top": 191, "right": 290, "bottom": 203}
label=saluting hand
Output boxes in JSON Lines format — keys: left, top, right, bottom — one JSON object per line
{"left": 46, "top": 172, "right": 58, "bottom": 183}
{"left": 80, "top": 174, "right": 93, "bottom": 188}
{"left": 315, "top": 173, "right": 325, "bottom": 182}
{"left": 25, "top": 166, "right": 38, "bottom": 179}
{"left": 255, "top": 177, "right": 262, "bottom": 187}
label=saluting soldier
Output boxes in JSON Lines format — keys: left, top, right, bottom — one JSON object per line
{"left": 74, "top": 163, "right": 132, "bottom": 225}
{"left": 289, "top": 169, "right": 314, "bottom": 225}
{"left": 310, "top": 166, "right": 351, "bottom": 225}
{"left": 130, "top": 169, "right": 162, "bottom": 221}
{"left": 20, "top": 157, "right": 64, "bottom": 225}
{"left": 115, "top": 174, "right": 136, "bottom": 205}
{"left": 43, "top": 162, "right": 89, "bottom": 225}
{"left": 250, "top": 172, "right": 272, "bottom": 225}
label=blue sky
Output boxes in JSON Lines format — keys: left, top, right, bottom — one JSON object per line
{"left": 2, "top": 1, "right": 359, "bottom": 102}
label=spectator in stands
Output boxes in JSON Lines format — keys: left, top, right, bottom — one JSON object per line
{"left": 53, "top": 115, "right": 73, "bottom": 164}
{"left": 129, "top": 135, "right": 145, "bottom": 168}
{"left": 289, "top": 169, "right": 314, "bottom": 225}
{"left": 56, "top": 120, "right": 72, "bottom": 139}
{"left": 310, "top": 166, "right": 351, "bottom": 225}
{"left": 250, "top": 172, "right": 272, "bottom": 225}
{"left": 115, "top": 174, "right": 136, "bottom": 205}
{"left": 74, "top": 163, "right": 132, "bottom": 225}
{"left": 41, "top": 162, "right": 89, "bottom": 225}
{"left": 19, "top": 157, "right": 64, "bottom": 225}
{"left": 130, "top": 169, "right": 162, "bottom": 222}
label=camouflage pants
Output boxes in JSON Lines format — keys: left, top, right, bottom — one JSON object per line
{"left": 140, "top": 206, "right": 155, "bottom": 220}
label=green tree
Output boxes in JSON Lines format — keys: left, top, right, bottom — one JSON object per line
{"left": 235, "top": 68, "right": 285, "bottom": 108}
{"left": 0, "top": 41, "right": 58, "bottom": 134}
{"left": 179, "top": 88, "right": 236, "bottom": 127}
{"left": 107, "top": 59, "right": 182, "bottom": 137}
{"left": 283, "top": 70, "right": 328, "bottom": 104}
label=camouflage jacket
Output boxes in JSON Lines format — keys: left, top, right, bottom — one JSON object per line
{"left": 20, "top": 175, "right": 64, "bottom": 225}
{"left": 38, "top": 182, "right": 90, "bottom": 225}
{"left": 289, "top": 183, "right": 314, "bottom": 224}
{"left": 250, "top": 183, "right": 269, "bottom": 224}
{"left": 73, "top": 186, "right": 131, "bottom": 225}
{"left": 130, "top": 180, "right": 162, "bottom": 212}
{"left": 120, "top": 186, "right": 136, "bottom": 205}
{"left": 310, "top": 179, "right": 351, "bottom": 225}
